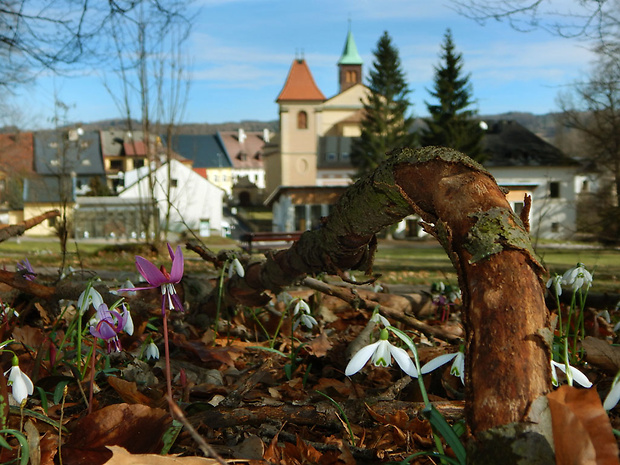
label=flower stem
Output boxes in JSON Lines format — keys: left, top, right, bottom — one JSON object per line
{"left": 88, "top": 342, "right": 97, "bottom": 414}
{"left": 162, "top": 309, "right": 173, "bottom": 403}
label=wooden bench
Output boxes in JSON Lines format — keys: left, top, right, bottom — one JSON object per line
{"left": 240, "top": 231, "right": 305, "bottom": 253}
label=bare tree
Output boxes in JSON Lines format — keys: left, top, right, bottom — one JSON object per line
{"left": 557, "top": 50, "right": 620, "bottom": 242}
{"left": 0, "top": 1, "right": 190, "bottom": 89}
{"left": 102, "top": 3, "right": 191, "bottom": 244}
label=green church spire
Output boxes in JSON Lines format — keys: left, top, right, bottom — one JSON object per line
{"left": 338, "top": 26, "right": 363, "bottom": 66}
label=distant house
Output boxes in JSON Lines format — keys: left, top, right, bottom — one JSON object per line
{"left": 33, "top": 130, "right": 107, "bottom": 196}
{"left": 219, "top": 129, "right": 269, "bottom": 206}
{"left": 482, "top": 120, "right": 583, "bottom": 240}
{"left": 22, "top": 176, "right": 75, "bottom": 236}
{"left": 120, "top": 159, "right": 225, "bottom": 236}
{"left": 165, "top": 134, "right": 233, "bottom": 196}
{"left": 100, "top": 130, "right": 190, "bottom": 193}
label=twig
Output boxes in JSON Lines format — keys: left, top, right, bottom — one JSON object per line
{"left": 167, "top": 397, "right": 228, "bottom": 465}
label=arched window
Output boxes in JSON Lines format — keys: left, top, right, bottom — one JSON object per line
{"left": 346, "top": 70, "right": 357, "bottom": 83}
{"left": 297, "top": 110, "right": 308, "bottom": 129}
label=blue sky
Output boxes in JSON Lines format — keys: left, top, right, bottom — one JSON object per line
{"left": 9, "top": 0, "right": 597, "bottom": 129}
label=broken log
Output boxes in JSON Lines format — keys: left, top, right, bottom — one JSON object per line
{"left": 218, "top": 146, "right": 552, "bottom": 458}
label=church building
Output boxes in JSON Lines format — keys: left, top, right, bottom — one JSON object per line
{"left": 264, "top": 28, "right": 368, "bottom": 231}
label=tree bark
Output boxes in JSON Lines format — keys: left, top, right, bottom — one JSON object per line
{"left": 222, "top": 146, "right": 551, "bottom": 448}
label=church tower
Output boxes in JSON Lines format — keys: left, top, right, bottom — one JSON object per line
{"left": 338, "top": 26, "right": 363, "bottom": 93}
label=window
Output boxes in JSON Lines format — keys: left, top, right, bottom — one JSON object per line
{"left": 549, "top": 181, "right": 560, "bottom": 198}
{"left": 213, "top": 174, "right": 219, "bottom": 182}
{"left": 326, "top": 152, "right": 337, "bottom": 162}
{"left": 341, "top": 152, "right": 350, "bottom": 161}
{"left": 581, "top": 180, "right": 590, "bottom": 193}
{"left": 346, "top": 70, "right": 357, "bottom": 83}
{"left": 512, "top": 202, "right": 524, "bottom": 216}
{"left": 134, "top": 159, "right": 145, "bottom": 169}
{"left": 170, "top": 179, "right": 178, "bottom": 188}
{"left": 297, "top": 111, "right": 308, "bottom": 129}
{"left": 110, "top": 160, "right": 123, "bottom": 171}
{"left": 551, "top": 222, "right": 560, "bottom": 233}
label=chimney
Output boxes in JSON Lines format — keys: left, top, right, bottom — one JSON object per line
{"left": 238, "top": 128, "right": 247, "bottom": 144}
{"left": 262, "top": 128, "right": 270, "bottom": 143}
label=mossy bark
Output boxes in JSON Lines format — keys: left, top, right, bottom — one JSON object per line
{"left": 226, "top": 146, "right": 551, "bottom": 456}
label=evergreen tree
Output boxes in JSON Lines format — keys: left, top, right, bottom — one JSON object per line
{"left": 351, "top": 31, "right": 416, "bottom": 177}
{"left": 420, "top": 29, "right": 484, "bottom": 161}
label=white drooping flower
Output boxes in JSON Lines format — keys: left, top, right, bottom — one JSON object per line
{"left": 145, "top": 341, "right": 160, "bottom": 361}
{"left": 227, "top": 258, "right": 245, "bottom": 278}
{"left": 292, "top": 298, "right": 316, "bottom": 330}
{"left": 561, "top": 263, "right": 593, "bottom": 292}
{"left": 421, "top": 350, "right": 466, "bottom": 385}
{"left": 77, "top": 287, "right": 104, "bottom": 314}
{"left": 369, "top": 312, "right": 390, "bottom": 328}
{"left": 551, "top": 360, "right": 592, "bottom": 388}
{"left": 546, "top": 274, "right": 562, "bottom": 297}
{"left": 5, "top": 356, "right": 34, "bottom": 404}
{"left": 604, "top": 373, "right": 620, "bottom": 411}
{"left": 345, "top": 328, "right": 418, "bottom": 377}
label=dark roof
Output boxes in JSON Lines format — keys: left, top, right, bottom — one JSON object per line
{"left": 482, "top": 120, "right": 578, "bottom": 167}
{"left": 23, "top": 175, "right": 75, "bottom": 203}
{"left": 165, "top": 134, "right": 232, "bottom": 169}
{"left": 34, "top": 131, "right": 105, "bottom": 176}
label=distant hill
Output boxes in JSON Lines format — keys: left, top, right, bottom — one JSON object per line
{"left": 2, "top": 113, "right": 563, "bottom": 142}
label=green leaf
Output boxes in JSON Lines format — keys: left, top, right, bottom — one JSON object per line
{"left": 0, "top": 429, "right": 29, "bottom": 465}
{"left": 423, "top": 405, "right": 466, "bottom": 465}
{"left": 160, "top": 420, "right": 182, "bottom": 455}
{"left": 247, "top": 346, "right": 287, "bottom": 358}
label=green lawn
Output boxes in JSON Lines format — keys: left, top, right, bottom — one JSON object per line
{"left": 1, "top": 236, "right": 618, "bottom": 295}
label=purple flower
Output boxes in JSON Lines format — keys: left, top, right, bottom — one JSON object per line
{"left": 16, "top": 258, "right": 35, "bottom": 281}
{"left": 89, "top": 304, "right": 128, "bottom": 353}
{"left": 130, "top": 244, "right": 184, "bottom": 314}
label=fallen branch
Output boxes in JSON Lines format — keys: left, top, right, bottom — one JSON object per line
{"left": 0, "top": 210, "right": 60, "bottom": 242}
{"left": 212, "top": 147, "right": 551, "bottom": 453}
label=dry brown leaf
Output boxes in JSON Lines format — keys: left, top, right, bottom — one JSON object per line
{"left": 103, "top": 445, "right": 232, "bottom": 464}
{"left": 548, "top": 385, "right": 620, "bottom": 465}
{"left": 25, "top": 419, "right": 41, "bottom": 465}
{"left": 61, "top": 403, "right": 170, "bottom": 465}
{"left": 39, "top": 433, "right": 59, "bottom": 465}
{"left": 230, "top": 435, "right": 264, "bottom": 460}
{"left": 305, "top": 330, "right": 333, "bottom": 357}
{"left": 107, "top": 376, "right": 159, "bottom": 406}
{"left": 583, "top": 336, "right": 620, "bottom": 373}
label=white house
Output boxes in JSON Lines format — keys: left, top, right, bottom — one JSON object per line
{"left": 120, "top": 159, "right": 225, "bottom": 237}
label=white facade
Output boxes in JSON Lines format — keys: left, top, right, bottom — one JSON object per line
{"left": 121, "top": 159, "right": 225, "bottom": 236}
{"left": 489, "top": 165, "right": 581, "bottom": 241}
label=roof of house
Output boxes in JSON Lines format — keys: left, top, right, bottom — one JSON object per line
{"left": 33, "top": 131, "right": 105, "bottom": 176}
{"left": 338, "top": 29, "right": 363, "bottom": 66}
{"left": 483, "top": 120, "right": 578, "bottom": 167}
{"left": 219, "top": 130, "right": 267, "bottom": 170}
{"left": 277, "top": 59, "right": 326, "bottom": 102}
{"left": 165, "top": 134, "right": 232, "bottom": 169}
{"left": 23, "top": 175, "right": 76, "bottom": 203}
{"left": 0, "top": 132, "right": 34, "bottom": 175}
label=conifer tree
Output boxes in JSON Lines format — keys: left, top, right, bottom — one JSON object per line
{"left": 420, "top": 29, "right": 484, "bottom": 161}
{"left": 351, "top": 31, "right": 416, "bottom": 177}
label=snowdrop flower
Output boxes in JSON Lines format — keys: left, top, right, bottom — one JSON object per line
{"left": 345, "top": 328, "right": 418, "bottom": 377}
{"left": 6, "top": 355, "right": 33, "bottom": 404}
{"left": 115, "top": 280, "right": 136, "bottom": 297}
{"left": 546, "top": 274, "right": 562, "bottom": 297}
{"left": 1, "top": 304, "right": 18, "bottom": 319}
{"left": 369, "top": 312, "right": 390, "bottom": 328}
{"left": 603, "top": 372, "right": 620, "bottom": 410}
{"left": 77, "top": 287, "right": 104, "bottom": 315}
{"left": 128, "top": 243, "right": 184, "bottom": 314}
{"left": 550, "top": 360, "right": 592, "bottom": 388}
{"left": 421, "top": 350, "right": 465, "bottom": 385}
{"left": 122, "top": 305, "right": 134, "bottom": 336}
{"left": 145, "top": 341, "right": 160, "bottom": 360}
{"left": 561, "top": 263, "right": 593, "bottom": 292}
{"left": 292, "top": 298, "right": 316, "bottom": 330}
{"left": 227, "top": 257, "right": 245, "bottom": 278}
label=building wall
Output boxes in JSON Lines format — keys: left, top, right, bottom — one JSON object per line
{"left": 489, "top": 165, "right": 579, "bottom": 240}
{"left": 121, "top": 160, "right": 224, "bottom": 236}
{"left": 23, "top": 203, "right": 74, "bottom": 237}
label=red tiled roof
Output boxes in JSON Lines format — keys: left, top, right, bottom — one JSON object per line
{"left": 277, "top": 59, "right": 326, "bottom": 102}
{"left": 0, "top": 132, "right": 34, "bottom": 174}
{"left": 219, "top": 131, "right": 266, "bottom": 169}
{"left": 123, "top": 141, "right": 147, "bottom": 157}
